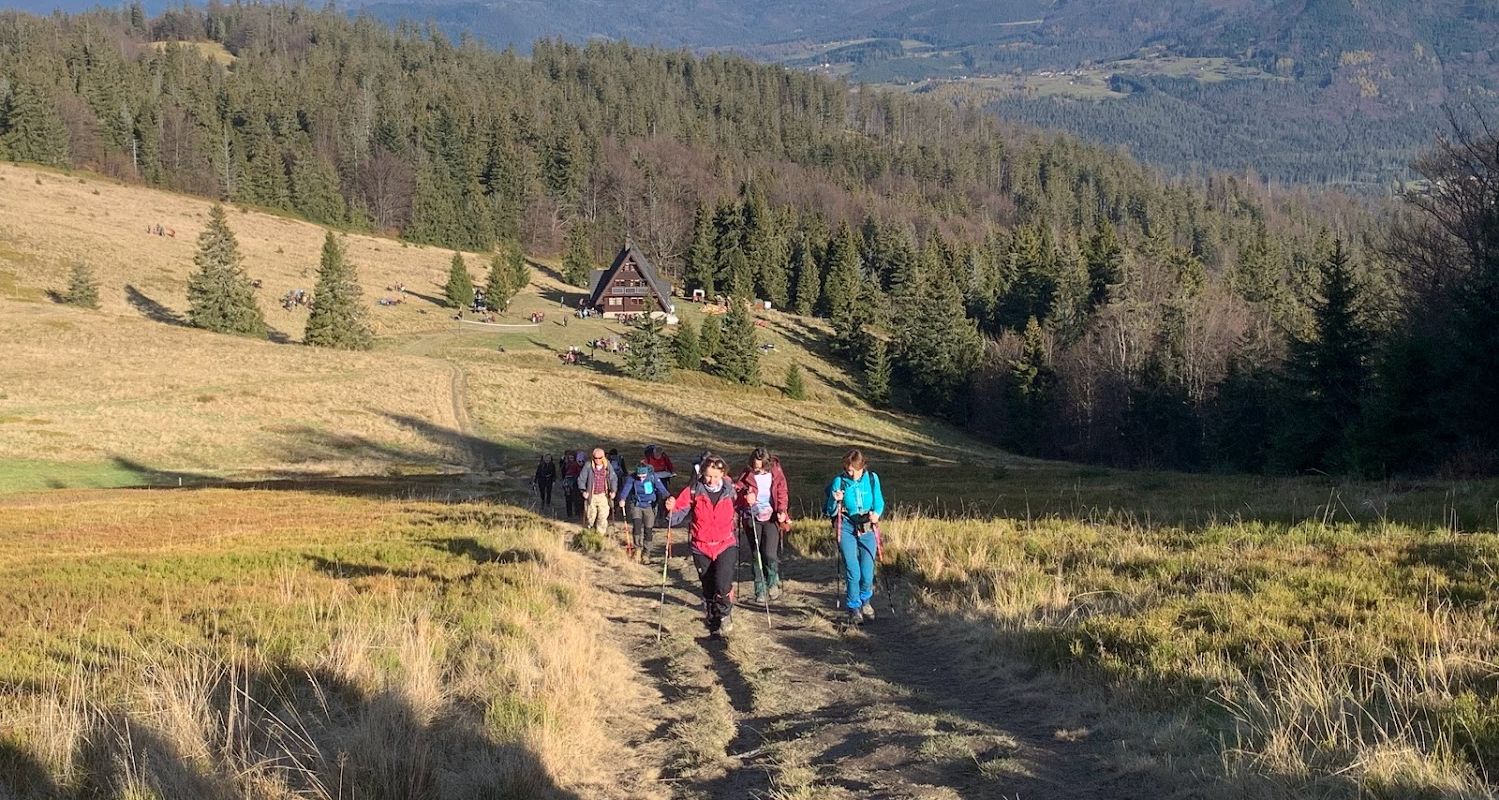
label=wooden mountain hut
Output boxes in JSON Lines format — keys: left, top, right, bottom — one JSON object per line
{"left": 586, "top": 243, "right": 676, "bottom": 320}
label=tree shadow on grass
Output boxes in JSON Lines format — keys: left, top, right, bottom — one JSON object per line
{"left": 0, "top": 659, "right": 583, "bottom": 800}
{"left": 124, "top": 284, "right": 188, "bottom": 327}
{"left": 0, "top": 736, "right": 59, "bottom": 799}
{"left": 403, "top": 287, "right": 450, "bottom": 309}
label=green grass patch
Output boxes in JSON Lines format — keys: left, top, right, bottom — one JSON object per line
{"left": 0, "top": 458, "right": 199, "bottom": 493}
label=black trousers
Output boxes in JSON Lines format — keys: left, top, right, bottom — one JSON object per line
{"left": 564, "top": 484, "right": 581, "bottom": 517}
{"left": 538, "top": 481, "right": 553, "bottom": 506}
{"left": 693, "top": 546, "right": 738, "bottom": 630}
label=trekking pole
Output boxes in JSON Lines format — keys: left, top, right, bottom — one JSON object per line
{"left": 832, "top": 509, "right": 844, "bottom": 612}
{"left": 873, "top": 522, "right": 896, "bottom": 618}
{"left": 656, "top": 518, "right": 672, "bottom": 644}
{"left": 748, "top": 521, "right": 772, "bottom": 630}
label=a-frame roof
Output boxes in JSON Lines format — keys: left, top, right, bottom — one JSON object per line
{"left": 587, "top": 243, "right": 673, "bottom": 310}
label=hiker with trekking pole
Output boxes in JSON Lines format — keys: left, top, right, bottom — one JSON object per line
{"left": 736, "top": 447, "right": 790, "bottom": 608}
{"left": 665, "top": 454, "right": 740, "bottom": 637}
{"left": 825, "top": 448, "right": 887, "bottom": 627}
{"left": 533, "top": 454, "right": 557, "bottom": 513}
{"left": 578, "top": 447, "right": 619, "bottom": 537}
{"left": 618, "top": 462, "right": 669, "bottom": 564}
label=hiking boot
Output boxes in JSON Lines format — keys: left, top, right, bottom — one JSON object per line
{"left": 860, "top": 603, "right": 875, "bottom": 620}
{"left": 753, "top": 590, "right": 767, "bottom": 605}
{"left": 845, "top": 610, "right": 863, "bottom": 627}
{"left": 768, "top": 585, "right": 784, "bottom": 602}
{"left": 719, "top": 616, "right": 735, "bottom": 635}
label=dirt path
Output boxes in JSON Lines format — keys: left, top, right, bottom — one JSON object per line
{"left": 572, "top": 524, "right": 1157, "bottom": 800}
{"left": 392, "top": 330, "right": 504, "bottom": 472}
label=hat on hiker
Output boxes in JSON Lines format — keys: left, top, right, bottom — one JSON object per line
{"left": 636, "top": 464, "right": 650, "bottom": 476}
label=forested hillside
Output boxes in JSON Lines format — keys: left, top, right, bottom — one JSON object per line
{"left": 2, "top": 3, "right": 1493, "bottom": 477}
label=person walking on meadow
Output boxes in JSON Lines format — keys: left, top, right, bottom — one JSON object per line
{"left": 618, "top": 463, "right": 669, "bottom": 563}
{"left": 736, "top": 447, "right": 790, "bottom": 604}
{"left": 644, "top": 445, "right": 676, "bottom": 523}
{"left": 825, "top": 449, "right": 886, "bottom": 627}
{"left": 578, "top": 448, "right": 618, "bottom": 536}
{"left": 562, "top": 450, "right": 584, "bottom": 519}
{"left": 666, "top": 454, "right": 740, "bottom": 637}
{"left": 534, "top": 454, "right": 557, "bottom": 511}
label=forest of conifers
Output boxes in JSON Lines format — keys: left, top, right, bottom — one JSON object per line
{"left": 1, "top": 4, "right": 1495, "bottom": 476}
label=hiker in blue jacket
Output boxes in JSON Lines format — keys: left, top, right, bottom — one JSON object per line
{"left": 824, "top": 448, "right": 886, "bottom": 626}
{"left": 618, "top": 463, "right": 669, "bottom": 563}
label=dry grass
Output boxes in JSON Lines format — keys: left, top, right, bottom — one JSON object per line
{"left": 0, "top": 160, "right": 1003, "bottom": 488}
{"left": 0, "top": 301, "right": 461, "bottom": 479}
{"left": 0, "top": 486, "right": 639, "bottom": 799}
{"left": 0, "top": 162, "right": 469, "bottom": 341}
{"left": 821, "top": 511, "right": 1499, "bottom": 798}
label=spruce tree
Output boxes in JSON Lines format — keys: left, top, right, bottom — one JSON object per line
{"left": 819, "top": 222, "right": 861, "bottom": 320}
{"left": 783, "top": 362, "right": 807, "bottom": 400}
{"left": 891, "top": 267, "right": 982, "bottom": 418}
{"left": 1276, "top": 240, "right": 1375, "bottom": 471}
{"left": 726, "top": 248, "right": 753, "bottom": 300}
{"left": 484, "top": 243, "right": 527, "bottom": 311}
{"left": 831, "top": 309, "right": 866, "bottom": 362}
{"left": 1, "top": 81, "right": 69, "bottom": 167}
{"left": 241, "top": 120, "right": 291, "bottom": 210}
{"left": 60, "top": 260, "right": 100, "bottom": 309}
{"left": 673, "top": 318, "right": 701, "bottom": 369}
{"left": 862, "top": 337, "right": 891, "bottom": 406}
{"left": 699, "top": 313, "right": 722, "bottom": 366}
{"left": 714, "top": 299, "right": 759, "bottom": 385}
{"left": 790, "top": 234, "right": 820, "bottom": 316}
{"left": 1084, "top": 220, "right": 1124, "bottom": 310}
{"left": 408, "top": 157, "right": 459, "bottom": 246}
{"left": 506, "top": 241, "right": 530, "bottom": 295}
{"left": 483, "top": 251, "right": 511, "bottom": 311}
{"left": 623, "top": 314, "right": 673, "bottom": 382}
{"left": 304, "top": 232, "right": 373, "bottom": 350}
{"left": 187, "top": 204, "right": 266, "bottom": 337}
{"left": 758, "top": 229, "right": 791, "bottom": 310}
{"left": 290, "top": 151, "right": 346, "bottom": 225}
{"left": 684, "top": 204, "right": 718, "bottom": 296}
{"left": 445, "top": 251, "right": 474, "bottom": 308}
{"left": 712, "top": 199, "right": 744, "bottom": 293}
{"left": 1006, "top": 316, "right": 1056, "bottom": 454}
{"left": 562, "top": 221, "right": 592, "bottom": 287}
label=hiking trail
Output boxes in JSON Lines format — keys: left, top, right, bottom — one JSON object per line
{"left": 565, "top": 521, "right": 1157, "bottom": 800}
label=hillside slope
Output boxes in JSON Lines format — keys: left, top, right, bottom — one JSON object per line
{"left": 0, "top": 162, "right": 1011, "bottom": 489}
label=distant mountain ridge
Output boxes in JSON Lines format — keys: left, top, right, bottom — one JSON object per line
{"left": 6, "top": 0, "right": 1496, "bottom": 185}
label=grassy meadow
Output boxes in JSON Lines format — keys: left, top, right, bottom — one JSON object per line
{"left": 4, "top": 160, "right": 1499, "bottom": 798}
{"left": 0, "top": 161, "right": 878, "bottom": 490}
{"left": 0, "top": 486, "right": 640, "bottom": 800}
{"left": 788, "top": 470, "right": 1499, "bottom": 798}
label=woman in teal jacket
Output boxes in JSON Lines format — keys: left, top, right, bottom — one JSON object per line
{"left": 823, "top": 448, "right": 886, "bottom": 625}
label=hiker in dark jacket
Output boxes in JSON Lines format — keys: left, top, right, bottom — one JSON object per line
{"left": 562, "top": 450, "right": 584, "bottom": 518}
{"left": 534, "top": 454, "right": 557, "bottom": 509}
{"left": 735, "top": 447, "right": 791, "bottom": 603}
{"left": 577, "top": 448, "right": 619, "bottom": 535}
{"left": 667, "top": 454, "right": 740, "bottom": 636}
{"left": 618, "top": 463, "right": 668, "bottom": 563}
{"left": 824, "top": 448, "right": 886, "bottom": 626}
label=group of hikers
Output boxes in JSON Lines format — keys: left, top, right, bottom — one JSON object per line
{"left": 533, "top": 444, "right": 886, "bottom": 635}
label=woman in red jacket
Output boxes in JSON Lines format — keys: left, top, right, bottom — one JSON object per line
{"left": 666, "top": 454, "right": 740, "bottom": 636}
{"left": 735, "top": 447, "right": 790, "bottom": 604}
